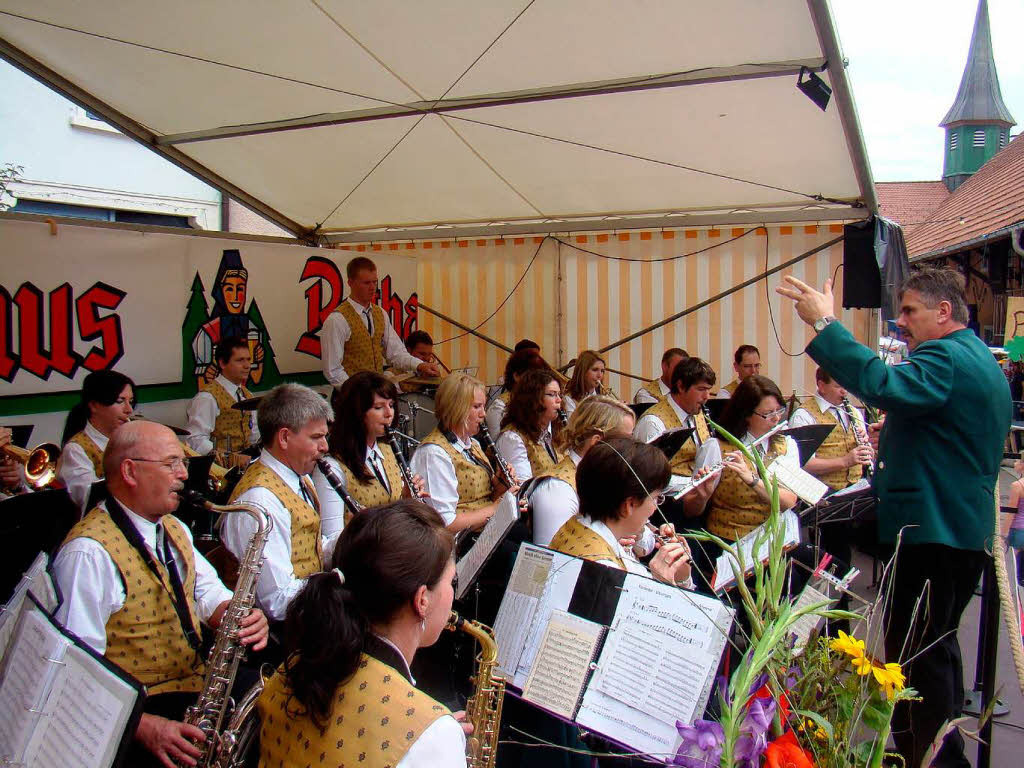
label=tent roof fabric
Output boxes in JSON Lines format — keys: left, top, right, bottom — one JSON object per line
{"left": 0, "top": 0, "right": 876, "bottom": 241}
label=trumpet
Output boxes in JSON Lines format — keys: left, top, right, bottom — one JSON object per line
{"left": 2, "top": 442, "right": 60, "bottom": 489}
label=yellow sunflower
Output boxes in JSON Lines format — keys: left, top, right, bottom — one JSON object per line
{"left": 829, "top": 630, "right": 866, "bottom": 659}
{"left": 870, "top": 661, "right": 906, "bottom": 700}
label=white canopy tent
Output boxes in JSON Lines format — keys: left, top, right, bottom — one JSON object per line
{"left": 0, "top": 0, "right": 875, "bottom": 242}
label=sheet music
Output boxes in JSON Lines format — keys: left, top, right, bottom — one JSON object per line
{"left": 712, "top": 510, "right": 801, "bottom": 592}
{"left": 0, "top": 553, "right": 56, "bottom": 659}
{"left": 830, "top": 478, "right": 871, "bottom": 498}
{"left": 522, "top": 611, "right": 604, "bottom": 720}
{"left": 0, "top": 605, "right": 69, "bottom": 762}
{"left": 766, "top": 461, "right": 829, "bottom": 505}
{"left": 28, "top": 644, "right": 139, "bottom": 768}
{"left": 788, "top": 583, "right": 834, "bottom": 656}
{"left": 576, "top": 576, "right": 733, "bottom": 761}
{"left": 456, "top": 491, "right": 519, "bottom": 599}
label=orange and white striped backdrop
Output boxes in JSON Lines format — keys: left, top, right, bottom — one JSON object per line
{"left": 343, "top": 225, "right": 873, "bottom": 401}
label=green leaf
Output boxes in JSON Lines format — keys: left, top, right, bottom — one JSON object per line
{"left": 1007, "top": 335, "right": 1024, "bottom": 362}
{"left": 792, "top": 709, "right": 835, "bottom": 742}
{"left": 860, "top": 699, "right": 893, "bottom": 732}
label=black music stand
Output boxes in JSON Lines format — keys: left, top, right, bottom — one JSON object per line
{"left": 783, "top": 424, "right": 835, "bottom": 467}
{"left": 703, "top": 398, "right": 729, "bottom": 423}
{"left": 7, "top": 424, "right": 35, "bottom": 448}
{"left": 629, "top": 401, "right": 656, "bottom": 419}
{"left": 650, "top": 427, "right": 694, "bottom": 458}
{"left": 0, "top": 488, "right": 78, "bottom": 601}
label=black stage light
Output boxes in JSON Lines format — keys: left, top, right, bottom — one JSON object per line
{"left": 797, "top": 66, "right": 832, "bottom": 112}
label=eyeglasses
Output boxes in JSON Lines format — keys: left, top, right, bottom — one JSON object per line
{"left": 542, "top": 391, "right": 562, "bottom": 399}
{"left": 129, "top": 456, "right": 189, "bottom": 472}
{"left": 753, "top": 407, "right": 786, "bottom": 420}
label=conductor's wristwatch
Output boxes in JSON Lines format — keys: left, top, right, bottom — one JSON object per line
{"left": 812, "top": 315, "right": 836, "bottom": 334}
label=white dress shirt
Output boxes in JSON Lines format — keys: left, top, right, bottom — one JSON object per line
{"left": 320, "top": 297, "right": 424, "bottom": 387}
{"left": 577, "top": 515, "right": 694, "bottom": 590}
{"left": 746, "top": 432, "right": 801, "bottom": 474}
{"left": 484, "top": 394, "right": 508, "bottom": 437}
{"left": 221, "top": 450, "right": 337, "bottom": 622}
{"left": 494, "top": 424, "right": 554, "bottom": 484}
{"left": 53, "top": 500, "right": 232, "bottom": 654}
{"left": 790, "top": 394, "right": 850, "bottom": 431}
{"left": 184, "top": 374, "right": 260, "bottom": 455}
{"left": 633, "top": 378, "right": 670, "bottom": 404}
{"left": 633, "top": 398, "right": 722, "bottom": 491}
{"left": 369, "top": 634, "right": 466, "bottom": 768}
{"left": 312, "top": 443, "right": 392, "bottom": 538}
{"left": 563, "top": 389, "right": 599, "bottom": 419}
{"left": 411, "top": 435, "right": 487, "bottom": 526}
{"left": 57, "top": 421, "right": 107, "bottom": 514}
{"left": 530, "top": 451, "right": 582, "bottom": 547}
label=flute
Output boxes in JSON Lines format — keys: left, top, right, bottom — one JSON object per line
{"left": 670, "top": 420, "right": 789, "bottom": 500}
{"left": 476, "top": 423, "right": 516, "bottom": 488}
{"left": 384, "top": 424, "right": 419, "bottom": 496}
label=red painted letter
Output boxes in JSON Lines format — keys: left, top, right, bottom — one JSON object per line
{"left": 296, "top": 256, "right": 343, "bottom": 359}
{"left": 76, "top": 282, "right": 126, "bottom": 371}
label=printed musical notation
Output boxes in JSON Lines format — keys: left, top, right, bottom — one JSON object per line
{"left": 522, "top": 611, "right": 605, "bottom": 720}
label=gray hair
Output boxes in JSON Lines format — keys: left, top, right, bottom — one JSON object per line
{"left": 103, "top": 421, "right": 145, "bottom": 479}
{"left": 900, "top": 267, "right": 969, "bottom": 325}
{"left": 257, "top": 383, "right": 332, "bottom": 443}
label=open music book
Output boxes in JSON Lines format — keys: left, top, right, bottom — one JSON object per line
{"left": 493, "top": 543, "right": 734, "bottom": 762}
{"left": 0, "top": 595, "right": 143, "bottom": 768}
{"left": 0, "top": 553, "right": 58, "bottom": 660}
{"left": 455, "top": 491, "right": 519, "bottom": 600}
{"left": 710, "top": 509, "right": 802, "bottom": 593}
{"left": 766, "top": 461, "right": 829, "bottom": 505}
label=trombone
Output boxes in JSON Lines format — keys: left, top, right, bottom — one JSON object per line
{"left": 2, "top": 442, "right": 61, "bottom": 489}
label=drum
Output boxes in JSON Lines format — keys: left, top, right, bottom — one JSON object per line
{"left": 396, "top": 390, "right": 438, "bottom": 442}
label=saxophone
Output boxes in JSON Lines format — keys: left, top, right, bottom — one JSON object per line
{"left": 445, "top": 611, "right": 505, "bottom": 768}
{"left": 180, "top": 492, "right": 272, "bottom": 768}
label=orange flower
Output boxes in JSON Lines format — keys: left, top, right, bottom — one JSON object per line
{"left": 763, "top": 730, "right": 816, "bottom": 768}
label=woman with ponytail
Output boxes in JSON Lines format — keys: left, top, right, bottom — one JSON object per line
{"left": 57, "top": 370, "right": 136, "bottom": 513}
{"left": 257, "top": 499, "right": 469, "bottom": 767}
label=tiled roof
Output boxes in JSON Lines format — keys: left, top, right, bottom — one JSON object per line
{"left": 876, "top": 181, "right": 949, "bottom": 234}
{"left": 907, "top": 134, "right": 1024, "bottom": 258}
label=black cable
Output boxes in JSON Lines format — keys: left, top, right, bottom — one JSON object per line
{"left": 551, "top": 226, "right": 759, "bottom": 263}
{"left": 764, "top": 227, "right": 803, "bottom": 358}
{"left": 433, "top": 236, "right": 548, "bottom": 346}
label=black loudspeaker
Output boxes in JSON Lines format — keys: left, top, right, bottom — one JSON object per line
{"left": 842, "top": 221, "right": 881, "bottom": 309}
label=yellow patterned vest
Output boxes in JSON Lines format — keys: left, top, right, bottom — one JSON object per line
{"left": 549, "top": 516, "right": 625, "bottom": 569}
{"left": 420, "top": 430, "right": 492, "bottom": 513}
{"left": 68, "top": 431, "right": 104, "bottom": 478}
{"left": 230, "top": 461, "right": 322, "bottom": 577}
{"left": 642, "top": 398, "right": 710, "bottom": 476}
{"left": 638, "top": 378, "right": 663, "bottom": 402}
{"left": 721, "top": 379, "right": 740, "bottom": 397}
{"left": 706, "top": 436, "right": 787, "bottom": 541}
{"left": 337, "top": 444, "right": 405, "bottom": 517}
{"left": 337, "top": 301, "right": 386, "bottom": 375}
{"left": 801, "top": 399, "right": 862, "bottom": 490}
{"left": 506, "top": 426, "right": 561, "bottom": 476}
{"left": 203, "top": 378, "right": 253, "bottom": 453}
{"left": 257, "top": 654, "right": 450, "bottom": 768}
{"left": 536, "top": 454, "right": 577, "bottom": 490}
{"left": 64, "top": 507, "right": 205, "bottom": 694}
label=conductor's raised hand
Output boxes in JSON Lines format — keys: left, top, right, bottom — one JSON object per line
{"left": 776, "top": 276, "right": 835, "bottom": 326}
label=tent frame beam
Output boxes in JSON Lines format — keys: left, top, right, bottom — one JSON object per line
{"left": 0, "top": 35, "right": 314, "bottom": 242}
{"left": 155, "top": 59, "right": 827, "bottom": 146}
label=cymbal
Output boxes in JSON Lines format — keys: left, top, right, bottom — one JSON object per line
{"left": 231, "top": 395, "right": 263, "bottom": 412}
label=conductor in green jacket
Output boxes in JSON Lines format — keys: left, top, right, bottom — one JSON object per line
{"left": 778, "top": 267, "right": 1010, "bottom": 768}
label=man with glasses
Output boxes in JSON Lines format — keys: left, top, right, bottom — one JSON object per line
{"left": 778, "top": 268, "right": 1010, "bottom": 768}
{"left": 53, "top": 421, "right": 268, "bottom": 768}
{"left": 715, "top": 344, "right": 761, "bottom": 399}
{"left": 320, "top": 256, "right": 440, "bottom": 388}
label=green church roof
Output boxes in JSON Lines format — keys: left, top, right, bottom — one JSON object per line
{"left": 940, "top": 0, "right": 1015, "bottom": 128}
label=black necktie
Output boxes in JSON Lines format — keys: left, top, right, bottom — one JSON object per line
{"left": 542, "top": 433, "right": 557, "bottom": 462}
{"left": 363, "top": 307, "right": 373, "bottom": 335}
{"left": 368, "top": 450, "right": 390, "bottom": 493}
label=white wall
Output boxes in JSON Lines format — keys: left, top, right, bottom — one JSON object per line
{"left": 0, "top": 61, "right": 221, "bottom": 226}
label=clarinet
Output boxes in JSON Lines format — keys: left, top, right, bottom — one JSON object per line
{"left": 556, "top": 407, "right": 569, "bottom": 428}
{"left": 384, "top": 425, "right": 418, "bottom": 496}
{"left": 841, "top": 396, "right": 874, "bottom": 478}
{"left": 476, "top": 423, "right": 516, "bottom": 488}
{"left": 315, "top": 457, "right": 364, "bottom": 518}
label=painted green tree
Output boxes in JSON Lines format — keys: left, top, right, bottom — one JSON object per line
{"left": 247, "top": 300, "right": 282, "bottom": 389}
{"left": 180, "top": 273, "right": 210, "bottom": 397}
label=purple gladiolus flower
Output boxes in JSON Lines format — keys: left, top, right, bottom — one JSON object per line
{"left": 747, "top": 673, "right": 769, "bottom": 697}
{"left": 673, "top": 719, "right": 724, "bottom": 768}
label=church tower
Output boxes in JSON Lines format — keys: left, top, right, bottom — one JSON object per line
{"left": 940, "top": 0, "right": 1015, "bottom": 192}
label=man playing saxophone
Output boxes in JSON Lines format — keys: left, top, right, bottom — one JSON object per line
{"left": 256, "top": 500, "right": 473, "bottom": 767}
{"left": 52, "top": 421, "right": 268, "bottom": 768}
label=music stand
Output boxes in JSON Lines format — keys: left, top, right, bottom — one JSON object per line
{"left": 629, "top": 402, "right": 655, "bottom": 419}
{"left": 650, "top": 427, "right": 694, "bottom": 459}
{"left": 0, "top": 488, "right": 78, "bottom": 600}
{"left": 782, "top": 424, "right": 835, "bottom": 467}
{"left": 7, "top": 425, "right": 34, "bottom": 448}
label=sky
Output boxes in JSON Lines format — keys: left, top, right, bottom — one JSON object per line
{"left": 831, "top": 0, "right": 1024, "bottom": 182}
